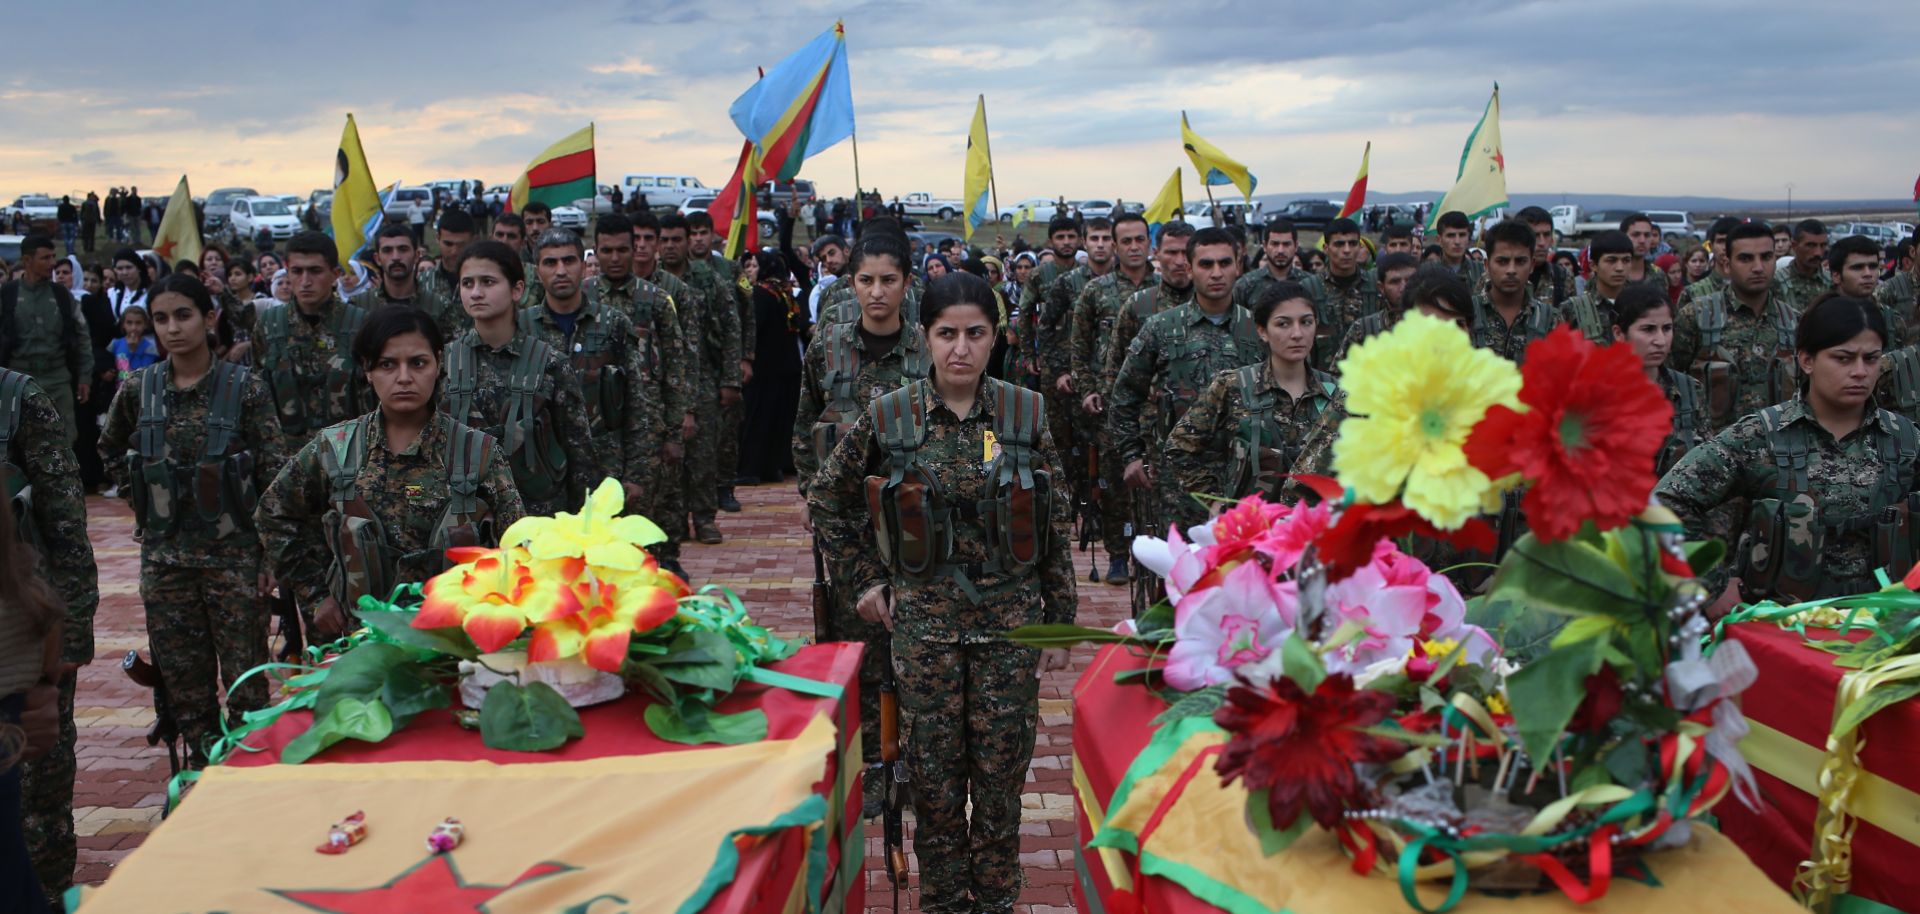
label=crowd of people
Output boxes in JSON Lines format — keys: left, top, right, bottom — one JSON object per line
{"left": 1, "top": 191, "right": 1918, "bottom": 912}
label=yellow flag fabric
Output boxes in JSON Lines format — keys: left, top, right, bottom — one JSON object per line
{"left": 149, "top": 175, "right": 202, "bottom": 269}
{"left": 963, "top": 95, "right": 995, "bottom": 242}
{"left": 76, "top": 715, "right": 839, "bottom": 914}
{"left": 1143, "top": 167, "right": 1184, "bottom": 241}
{"left": 1180, "top": 112, "right": 1257, "bottom": 203}
{"left": 1426, "top": 85, "right": 1508, "bottom": 230}
{"left": 1013, "top": 203, "right": 1037, "bottom": 230}
{"left": 330, "top": 114, "right": 382, "bottom": 267}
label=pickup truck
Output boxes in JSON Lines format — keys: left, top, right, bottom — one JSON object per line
{"left": 898, "top": 192, "right": 965, "bottom": 221}
{"left": 1550, "top": 206, "right": 1701, "bottom": 243}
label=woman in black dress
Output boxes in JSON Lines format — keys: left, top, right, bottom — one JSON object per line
{"left": 736, "top": 250, "right": 807, "bottom": 483}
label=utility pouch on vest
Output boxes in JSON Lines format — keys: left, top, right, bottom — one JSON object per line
{"left": 0, "top": 372, "right": 40, "bottom": 549}
{"left": 1739, "top": 494, "right": 1822, "bottom": 602}
{"left": 326, "top": 509, "right": 394, "bottom": 611}
{"left": 2, "top": 467, "right": 33, "bottom": 550}
{"left": 867, "top": 466, "right": 947, "bottom": 580}
{"left": 811, "top": 419, "right": 844, "bottom": 466}
{"left": 1693, "top": 360, "right": 1734, "bottom": 427}
{"left": 984, "top": 468, "right": 1050, "bottom": 569}
{"left": 1873, "top": 498, "right": 1916, "bottom": 582}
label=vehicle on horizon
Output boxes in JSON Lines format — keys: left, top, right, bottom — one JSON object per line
{"left": 550, "top": 204, "right": 588, "bottom": 230}
{"left": 5, "top": 195, "right": 61, "bottom": 222}
{"left": 201, "top": 187, "right": 259, "bottom": 234}
{"left": 1074, "top": 200, "right": 1115, "bottom": 220}
{"left": 1644, "top": 210, "right": 1701, "bottom": 242}
{"left": 623, "top": 173, "right": 710, "bottom": 208}
{"left": 756, "top": 179, "right": 818, "bottom": 209}
{"left": 1831, "top": 221, "right": 1903, "bottom": 247}
{"left": 0, "top": 234, "right": 23, "bottom": 262}
{"left": 1265, "top": 199, "right": 1333, "bottom": 231}
{"left": 227, "top": 196, "right": 301, "bottom": 243}
{"left": 382, "top": 186, "right": 435, "bottom": 221}
{"left": 306, "top": 189, "right": 333, "bottom": 221}
{"left": 898, "top": 192, "right": 964, "bottom": 221}
{"left": 997, "top": 196, "right": 1062, "bottom": 223}
{"left": 572, "top": 184, "right": 621, "bottom": 215}
{"left": 681, "top": 196, "right": 778, "bottom": 239}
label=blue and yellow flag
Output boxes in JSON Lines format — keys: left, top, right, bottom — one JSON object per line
{"left": 1143, "top": 168, "right": 1183, "bottom": 243}
{"left": 963, "top": 96, "right": 995, "bottom": 242}
{"left": 330, "top": 114, "right": 382, "bottom": 267}
{"left": 1180, "top": 112, "right": 1257, "bottom": 203}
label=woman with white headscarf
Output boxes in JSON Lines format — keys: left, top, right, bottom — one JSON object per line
{"left": 106, "top": 248, "right": 150, "bottom": 319}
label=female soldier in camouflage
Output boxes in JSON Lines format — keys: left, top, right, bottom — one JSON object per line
{"left": 1656, "top": 296, "right": 1920, "bottom": 613}
{"left": 1165, "top": 281, "right": 1337, "bottom": 528}
{"left": 255, "top": 308, "right": 525, "bottom": 641}
{"left": 809, "top": 272, "right": 1075, "bottom": 914}
{"left": 1611, "top": 284, "right": 1707, "bottom": 476}
{"left": 438, "top": 240, "right": 600, "bottom": 517}
{"left": 98, "top": 274, "right": 287, "bottom": 764}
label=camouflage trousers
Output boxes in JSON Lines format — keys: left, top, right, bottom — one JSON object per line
{"left": 649, "top": 447, "right": 685, "bottom": 562}
{"left": 716, "top": 393, "right": 742, "bottom": 487}
{"left": 140, "top": 560, "right": 270, "bottom": 763}
{"left": 680, "top": 382, "right": 722, "bottom": 524}
{"left": 19, "top": 671, "right": 75, "bottom": 910}
{"left": 1046, "top": 388, "right": 1086, "bottom": 513}
{"left": 1083, "top": 425, "right": 1129, "bottom": 563}
{"left": 894, "top": 637, "right": 1040, "bottom": 914}
{"left": 23, "top": 370, "right": 77, "bottom": 446}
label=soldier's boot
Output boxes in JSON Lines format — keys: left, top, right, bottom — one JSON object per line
{"left": 718, "top": 486, "right": 742, "bottom": 513}
{"left": 657, "top": 556, "right": 691, "bottom": 584}
{"left": 694, "top": 517, "right": 724, "bottom": 545}
{"left": 1106, "top": 556, "right": 1130, "bottom": 586}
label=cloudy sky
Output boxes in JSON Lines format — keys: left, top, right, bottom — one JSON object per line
{"left": 4, "top": 0, "right": 1916, "bottom": 205}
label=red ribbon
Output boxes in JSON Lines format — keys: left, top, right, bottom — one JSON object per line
{"left": 1515, "top": 823, "right": 1618, "bottom": 904}
{"left": 1112, "top": 743, "right": 1225, "bottom": 914}
{"left": 1336, "top": 820, "right": 1379, "bottom": 874}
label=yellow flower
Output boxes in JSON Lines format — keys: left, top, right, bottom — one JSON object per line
{"left": 1486, "top": 693, "right": 1510, "bottom": 716}
{"left": 501, "top": 478, "right": 666, "bottom": 572}
{"left": 1331, "top": 313, "right": 1522, "bottom": 529}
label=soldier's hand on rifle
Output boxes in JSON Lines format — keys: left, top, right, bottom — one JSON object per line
{"left": 682, "top": 413, "right": 697, "bottom": 440}
{"left": 1124, "top": 459, "right": 1153, "bottom": 489}
{"left": 1081, "top": 392, "right": 1104, "bottom": 414}
{"left": 312, "top": 596, "right": 348, "bottom": 641}
{"left": 1035, "top": 648, "right": 1070, "bottom": 679}
{"left": 21, "top": 681, "right": 59, "bottom": 760}
{"left": 1054, "top": 374, "right": 1073, "bottom": 395}
{"left": 622, "top": 481, "right": 643, "bottom": 505}
{"left": 720, "top": 385, "right": 742, "bottom": 408}
{"left": 857, "top": 584, "right": 894, "bottom": 631}
{"left": 257, "top": 570, "right": 275, "bottom": 599}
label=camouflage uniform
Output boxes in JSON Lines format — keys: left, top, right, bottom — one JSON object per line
{"left": 438, "top": 328, "right": 601, "bottom": 517}
{"left": 1627, "top": 262, "right": 1671, "bottom": 296}
{"left": 410, "top": 264, "right": 475, "bottom": 343}
{"left": 1656, "top": 367, "right": 1709, "bottom": 477}
{"left": 585, "top": 273, "right": 693, "bottom": 541}
{"left": 517, "top": 301, "right": 657, "bottom": 507}
{"left": 1013, "top": 261, "right": 1070, "bottom": 391}
{"left": 1443, "top": 256, "right": 1486, "bottom": 293}
{"left": 1876, "top": 271, "right": 1919, "bottom": 345}
{"left": 1108, "top": 302, "right": 1263, "bottom": 532}
{"left": 1285, "top": 388, "right": 1351, "bottom": 484}
{"left": 1299, "top": 270, "right": 1384, "bottom": 372}
{"left": 1230, "top": 264, "right": 1300, "bottom": 311}
{"left": 255, "top": 411, "right": 525, "bottom": 616}
{"left": 252, "top": 296, "right": 370, "bottom": 439}
{"left": 1071, "top": 269, "right": 1157, "bottom": 561}
{"left": 4, "top": 370, "right": 99, "bottom": 906}
{"left": 1774, "top": 262, "right": 1834, "bottom": 313}
{"left": 1468, "top": 293, "right": 1557, "bottom": 364}
{"left": 699, "top": 254, "right": 753, "bottom": 490}
{"left": 636, "top": 267, "right": 705, "bottom": 554}
{"left": 0, "top": 279, "right": 91, "bottom": 443}
{"left": 1037, "top": 264, "right": 1103, "bottom": 519}
{"left": 1165, "top": 362, "right": 1338, "bottom": 530}
{"left": 1527, "top": 260, "right": 1575, "bottom": 307}
{"left": 1670, "top": 288, "right": 1800, "bottom": 432}
{"left": 817, "top": 274, "right": 925, "bottom": 327}
{"left": 808, "top": 378, "right": 1075, "bottom": 914}
{"left": 1558, "top": 288, "right": 1621, "bottom": 344}
{"left": 1655, "top": 397, "right": 1919, "bottom": 602}
{"left": 1101, "top": 280, "right": 1195, "bottom": 393}
{"left": 658, "top": 263, "right": 741, "bottom": 535}
{"left": 1335, "top": 308, "right": 1402, "bottom": 368}
{"left": 99, "top": 360, "right": 287, "bottom": 763}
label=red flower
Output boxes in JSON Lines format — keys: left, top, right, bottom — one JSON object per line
{"left": 1213, "top": 673, "right": 1404, "bottom": 829}
{"left": 1318, "top": 501, "right": 1496, "bottom": 582}
{"left": 1566, "top": 665, "right": 1624, "bottom": 732}
{"left": 1464, "top": 327, "right": 1672, "bottom": 542}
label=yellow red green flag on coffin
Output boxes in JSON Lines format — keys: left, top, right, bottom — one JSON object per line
{"left": 507, "top": 124, "right": 595, "bottom": 215}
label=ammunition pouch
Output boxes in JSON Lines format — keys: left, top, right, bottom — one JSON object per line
{"left": 866, "top": 465, "right": 950, "bottom": 581}
{"left": 1738, "top": 494, "right": 1823, "bottom": 603}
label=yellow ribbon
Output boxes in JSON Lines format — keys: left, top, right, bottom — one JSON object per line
{"left": 1788, "top": 653, "right": 1920, "bottom": 910}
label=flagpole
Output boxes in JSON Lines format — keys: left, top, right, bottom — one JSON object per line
{"left": 851, "top": 129, "right": 864, "bottom": 219}
{"left": 978, "top": 94, "right": 1001, "bottom": 228}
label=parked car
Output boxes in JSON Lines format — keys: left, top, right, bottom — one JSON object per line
{"left": 1074, "top": 200, "right": 1115, "bottom": 220}
{"left": 997, "top": 196, "right": 1062, "bottom": 223}
{"left": 382, "top": 186, "right": 435, "bottom": 220}
{"left": 0, "top": 234, "right": 23, "bottom": 263}
{"left": 1643, "top": 210, "right": 1700, "bottom": 242}
{"left": 1887, "top": 222, "right": 1916, "bottom": 240}
{"left": 1116, "top": 201, "right": 1146, "bottom": 216}
{"left": 550, "top": 204, "right": 588, "bottom": 230}
{"left": 306, "top": 189, "right": 334, "bottom": 221}
{"left": 227, "top": 196, "right": 302, "bottom": 243}
{"left": 679, "top": 197, "right": 778, "bottom": 239}
{"left": 483, "top": 185, "right": 514, "bottom": 210}
{"left": 621, "top": 173, "right": 710, "bottom": 208}
{"left": 426, "top": 179, "right": 475, "bottom": 204}
{"left": 201, "top": 187, "right": 260, "bottom": 233}
{"left": 1830, "top": 221, "right": 1903, "bottom": 248}
{"left": 1262, "top": 200, "right": 1337, "bottom": 231}
{"left": 898, "top": 192, "right": 965, "bottom": 221}
{"left": 755, "top": 179, "right": 818, "bottom": 209}
{"left": 5, "top": 195, "right": 60, "bottom": 222}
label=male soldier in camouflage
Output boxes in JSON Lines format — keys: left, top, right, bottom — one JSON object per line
{"left": 1879, "top": 238, "right": 1919, "bottom": 342}
{"left": 658, "top": 212, "right": 742, "bottom": 545}
{"left": 791, "top": 232, "right": 927, "bottom": 816}
{"left": 1469, "top": 220, "right": 1557, "bottom": 364}
{"left": 1656, "top": 296, "right": 1915, "bottom": 611}
{"left": 1103, "top": 222, "right": 1197, "bottom": 393}
{"left": 1014, "top": 216, "right": 1081, "bottom": 382}
{"left": 1620, "top": 213, "right": 1669, "bottom": 291}
{"left": 1333, "top": 252, "right": 1421, "bottom": 364}
{"left": 1298, "top": 218, "right": 1383, "bottom": 371}
{"left": 4, "top": 367, "right": 99, "bottom": 908}
{"left": 348, "top": 222, "right": 427, "bottom": 312}
{"left": 1040, "top": 216, "right": 1114, "bottom": 553}
{"left": 1109, "top": 227, "right": 1263, "bottom": 547}
{"left": 99, "top": 275, "right": 287, "bottom": 766}
{"left": 490, "top": 213, "right": 546, "bottom": 310}
{"left": 1231, "top": 218, "right": 1300, "bottom": 309}
{"left": 256, "top": 232, "right": 370, "bottom": 443}
{"left": 629, "top": 212, "right": 704, "bottom": 567}
{"left": 686, "top": 211, "right": 753, "bottom": 512}
{"left": 523, "top": 229, "right": 656, "bottom": 505}
{"left": 1560, "top": 230, "right": 1636, "bottom": 343}
{"left": 414, "top": 209, "right": 480, "bottom": 341}
{"left": 1516, "top": 206, "right": 1573, "bottom": 307}
{"left": 1677, "top": 217, "right": 1741, "bottom": 311}
{"left": 808, "top": 271, "right": 1075, "bottom": 913}
{"left": 1073, "top": 212, "right": 1157, "bottom": 583}
{"left": 1775, "top": 218, "right": 1834, "bottom": 311}
{"left": 1433, "top": 211, "right": 1486, "bottom": 291}
{"left": 1828, "top": 235, "right": 1902, "bottom": 349}
{"left": 439, "top": 240, "right": 601, "bottom": 517}
{"left": 1671, "top": 222, "right": 1801, "bottom": 432}
{"left": 1378, "top": 222, "right": 1416, "bottom": 258}
{"left": 0, "top": 234, "right": 92, "bottom": 443}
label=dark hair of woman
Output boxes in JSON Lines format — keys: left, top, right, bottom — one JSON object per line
{"left": 1252, "top": 280, "right": 1314, "bottom": 326}
{"left": 920, "top": 271, "right": 1001, "bottom": 330}
{"left": 457, "top": 240, "right": 525, "bottom": 286}
{"left": 353, "top": 305, "right": 446, "bottom": 373}
{"left": 1795, "top": 293, "right": 1887, "bottom": 355}
{"left": 149, "top": 273, "right": 217, "bottom": 315}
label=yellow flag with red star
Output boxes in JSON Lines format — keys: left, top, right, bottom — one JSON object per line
{"left": 150, "top": 175, "right": 202, "bottom": 269}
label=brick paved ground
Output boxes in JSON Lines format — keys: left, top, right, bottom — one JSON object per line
{"left": 66, "top": 478, "right": 1132, "bottom": 912}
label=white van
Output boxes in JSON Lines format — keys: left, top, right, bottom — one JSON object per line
{"left": 621, "top": 174, "right": 709, "bottom": 208}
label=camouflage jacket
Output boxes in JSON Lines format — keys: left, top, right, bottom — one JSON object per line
{"left": 1558, "top": 288, "right": 1620, "bottom": 345}
{"left": 1299, "top": 270, "right": 1384, "bottom": 372}
{"left": 1231, "top": 264, "right": 1302, "bottom": 311}
{"left": 411, "top": 266, "right": 475, "bottom": 343}
{"left": 1285, "top": 387, "right": 1350, "bottom": 485}
{"left": 1654, "top": 397, "right": 1919, "bottom": 599}
{"left": 255, "top": 410, "right": 525, "bottom": 611}
{"left": 253, "top": 296, "right": 369, "bottom": 439}
{"left": 1877, "top": 272, "right": 1919, "bottom": 345}
{"left": 1165, "top": 361, "right": 1338, "bottom": 527}
{"left": 791, "top": 321, "right": 931, "bottom": 496}
{"left": 1016, "top": 261, "right": 1071, "bottom": 377}
{"left": 1444, "top": 256, "right": 1486, "bottom": 293}
{"left": 2, "top": 280, "right": 91, "bottom": 383}
{"left": 808, "top": 378, "right": 1076, "bottom": 642}
{"left": 585, "top": 272, "right": 693, "bottom": 435}
{"left": 1039, "top": 263, "right": 1107, "bottom": 380}
{"left": 1468, "top": 293, "right": 1557, "bottom": 364}
{"left": 1527, "top": 261, "right": 1575, "bottom": 307}
{"left": 1107, "top": 301, "right": 1263, "bottom": 466}
{"left": 99, "top": 361, "right": 287, "bottom": 567}
{"left": 1070, "top": 269, "right": 1156, "bottom": 397}
{"left": 649, "top": 265, "right": 742, "bottom": 389}
{"left": 1656, "top": 367, "right": 1709, "bottom": 477}
{"left": 1102, "top": 280, "right": 1195, "bottom": 392}
{"left": 1670, "top": 288, "right": 1800, "bottom": 432}
{"left": 688, "top": 257, "right": 747, "bottom": 382}
{"left": 705, "top": 252, "right": 755, "bottom": 357}
{"left": 518, "top": 300, "right": 656, "bottom": 484}
{"left": 1, "top": 370, "right": 98, "bottom": 662}
{"left": 438, "top": 329, "right": 601, "bottom": 516}
{"left": 1774, "top": 262, "right": 1834, "bottom": 312}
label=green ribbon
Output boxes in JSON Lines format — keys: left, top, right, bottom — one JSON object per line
{"left": 1396, "top": 827, "right": 1470, "bottom": 914}
{"left": 739, "top": 666, "right": 844, "bottom": 700}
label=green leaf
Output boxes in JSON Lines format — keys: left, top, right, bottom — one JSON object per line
{"left": 1005, "top": 623, "right": 1139, "bottom": 649}
{"left": 1603, "top": 740, "right": 1651, "bottom": 787}
{"left": 358, "top": 609, "right": 479, "bottom": 659}
{"left": 313, "top": 643, "right": 411, "bottom": 720}
{"left": 652, "top": 631, "right": 740, "bottom": 692}
{"left": 1280, "top": 633, "right": 1324, "bottom": 692}
{"left": 380, "top": 662, "right": 450, "bottom": 723}
{"left": 1352, "top": 725, "right": 1449, "bottom": 748}
{"left": 1466, "top": 596, "right": 1564, "bottom": 663}
{"left": 1486, "top": 535, "right": 1644, "bottom": 619}
{"left": 1684, "top": 539, "right": 1726, "bottom": 578}
{"left": 1136, "top": 600, "right": 1176, "bottom": 638}
{"left": 1246, "top": 790, "right": 1313, "bottom": 856}
{"left": 644, "top": 704, "right": 768, "bottom": 745}
{"left": 1153, "top": 685, "right": 1226, "bottom": 726}
{"left": 1505, "top": 638, "right": 1603, "bottom": 763}
{"left": 281, "top": 697, "right": 394, "bottom": 764}
{"left": 478, "top": 681, "right": 585, "bottom": 752}
{"left": 1550, "top": 616, "right": 1618, "bottom": 650}
{"left": 1569, "top": 762, "right": 1610, "bottom": 793}
{"left": 626, "top": 660, "right": 677, "bottom": 705}
{"left": 1834, "top": 679, "right": 1920, "bottom": 739}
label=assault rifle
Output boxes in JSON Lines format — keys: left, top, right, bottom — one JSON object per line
{"left": 874, "top": 593, "right": 910, "bottom": 912}
{"left": 121, "top": 650, "right": 183, "bottom": 777}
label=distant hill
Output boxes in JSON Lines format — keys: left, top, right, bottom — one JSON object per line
{"left": 1250, "top": 191, "right": 1914, "bottom": 217}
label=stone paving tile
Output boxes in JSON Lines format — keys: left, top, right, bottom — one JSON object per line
{"left": 66, "top": 476, "right": 1134, "bottom": 912}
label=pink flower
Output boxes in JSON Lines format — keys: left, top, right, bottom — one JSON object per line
{"left": 1252, "top": 500, "right": 1331, "bottom": 573}
{"left": 1420, "top": 574, "right": 1498, "bottom": 664}
{"left": 1131, "top": 525, "right": 1211, "bottom": 605}
{"left": 1321, "top": 561, "right": 1432, "bottom": 677}
{"left": 1165, "top": 562, "right": 1298, "bottom": 691}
